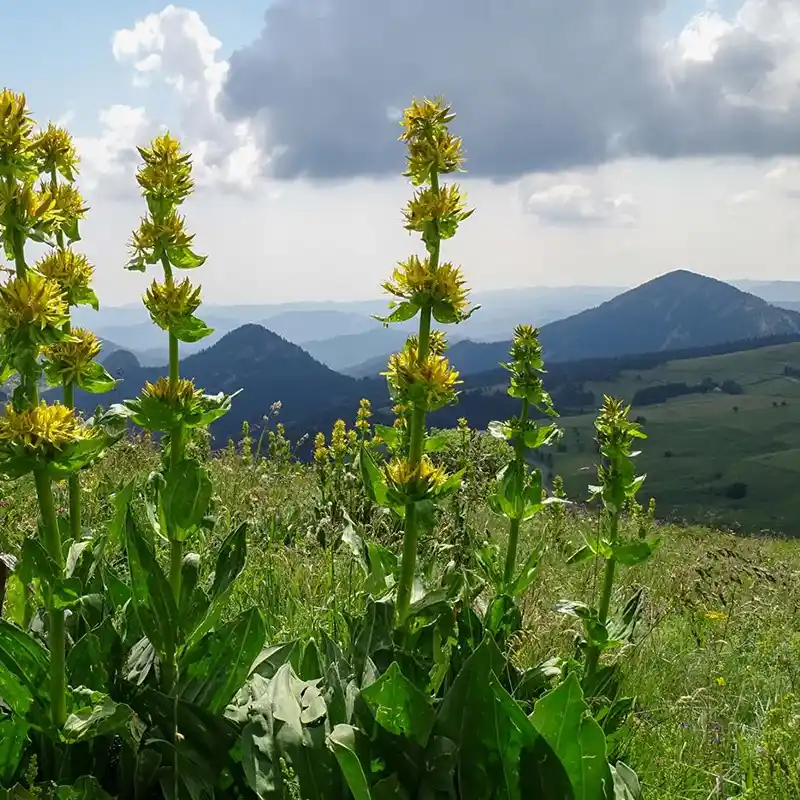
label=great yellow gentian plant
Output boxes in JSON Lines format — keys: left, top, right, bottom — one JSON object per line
{"left": 360, "top": 98, "right": 476, "bottom": 626}
{"left": 0, "top": 89, "right": 118, "bottom": 731}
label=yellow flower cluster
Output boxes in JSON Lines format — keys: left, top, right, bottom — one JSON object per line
{"left": 355, "top": 398, "right": 372, "bottom": 435}
{"left": 0, "top": 89, "right": 36, "bottom": 171}
{"left": 35, "top": 249, "right": 93, "bottom": 295}
{"left": 142, "top": 376, "right": 202, "bottom": 412}
{"left": 0, "top": 401, "right": 93, "bottom": 454}
{"left": 136, "top": 133, "right": 194, "bottom": 206}
{"left": 383, "top": 256, "right": 470, "bottom": 319}
{"left": 403, "top": 183, "right": 472, "bottom": 238}
{"left": 313, "top": 431, "right": 328, "bottom": 465}
{"left": 384, "top": 340, "right": 460, "bottom": 411}
{"left": 399, "top": 97, "right": 465, "bottom": 185}
{"left": 386, "top": 455, "right": 447, "bottom": 494}
{"left": 143, "top": 277, "right": 201, "bottom": 330}
{"left": 0, "top": 272, "right": 67, "bottom": 332}
{"left": 43, "top": 328, "right": 102, "bottom": 384}
{"left": 33, "top": 123, "right": 79, "bottom": 180}
{"left": 129, "top": 209, "right": 197, "bottom": 261}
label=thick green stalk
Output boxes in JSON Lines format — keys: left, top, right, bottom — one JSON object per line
{"left": 585, "top": 512, "right": 619, "bottom": 684}
{"left": 162, "top": 256, "right": 185, "bottom": 602}
{"left": 395, "top": 165, "right": 440, "bottom": 627}
{"left": 34, "top": 468, "right": 67, "bottom": 729}
{"left": 503, "top": 397, "right": 530, "bottom": 586}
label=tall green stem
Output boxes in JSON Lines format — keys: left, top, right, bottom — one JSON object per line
{"left": 503, "top": 397, "right": 530, "bottom": 586}
{"left": 162, "top": 257, "right": 185, "bottom": 602}
{"left": 51, "top": 168, "right": 82, "bottom": 543}
{"left": 395, "top": 166, "right": 440, "bottom": 628}
{"left": 34, "top": 468, "right": 67, "bottom": 729}
{"left": 585, "top": 512, "right": 619, "bottom": 684}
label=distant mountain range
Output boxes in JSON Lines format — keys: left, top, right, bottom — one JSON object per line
{"left": 58, "top": 269, "right": 800, "bottom": 454}
{"left": 75, "top": 285, "right": 623, "bottom": 369}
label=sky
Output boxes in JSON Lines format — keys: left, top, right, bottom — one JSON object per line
{"left": 2, "top": 0, "right": 799, "bottom": 307}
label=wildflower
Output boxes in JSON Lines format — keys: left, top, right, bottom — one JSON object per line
{"left": 386, "top": 455, "right": 448, "bottom": 500}
{"left": 0, "top": 401, "right": 91, "bottom": 456}
{"left": 34, "top": 249, "right": 94, "bottom": 305}
{"left": 142, "top": 377, "right": 201, "bottom": 413}
{"left": 403, "top": 183, "right": 473, "bottom": 241}
{"left": 313, "top": 431, "right": 328, "bottom": 465}
{"left": 143, "top": 278, "right": 202, "bottom": 331}
{"left": 46, "top": 182, "right": 88, "bottom": 239}
{"left": 43, "top": 328, "right": 102, "bottom": 385}
{"left": 330, "top": 419, "right": 347, "bottom": 461}
{"left": 502, "top": 325, "right": 556, "bottom": 412}
{"left": 384, "top": 340, "right": 460, "bottom": 411}
{"left": 135, "top": 133, "right": 194, "bottom": 207}
{"left": 0, "top": 90, "right": 37, "bottom": 181}
{"left": 0, "top": 181, "right": 63, "bottom": 256}
{"left": 399, "top": 97, "right": 465, "bottom": 185}
{"left": 0, "top": 271, "right": 68, "bottom": 334}
{"left": 129, "top": 210, "right": 196, "bottom": 262}
{"left": 383, "top": 255, "right": 473, "bottom": 324}
{"left": 355, "top": 398, "right": 372, "bottom": 435}
{"left": 33, "top": 124, "right": 78, "bottom": 181}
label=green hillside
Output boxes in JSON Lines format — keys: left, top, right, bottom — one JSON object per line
{"left": 549, "top": 342, "right": 800, "bottom": 533}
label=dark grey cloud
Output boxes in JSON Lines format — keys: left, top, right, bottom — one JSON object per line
{"left": 219, "top": 0, "right": 800, "bottom": 180}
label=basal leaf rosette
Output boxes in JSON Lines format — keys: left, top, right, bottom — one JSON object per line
{"left": 35, "top": 248, "right": 97, "bottom": 309}
{"left": 383, "top": 337, "right": 461, "bottom": 412}
{"left": 0, "top": 401, "right": 115, "bottom": 478}
{"left": 33, "top": 123, "right": 79, "bottom": 183}
{"left": 380, "top": 255, "right": 476, "bottom": 325}
{"left": 0, "top": 89, "right": 38, "bottom": 183}
{"left": 120, "top": 377, "right": 233, "bottom": 432}
{"left": 43, "top": 328, "right": 116, "bottom": 394}
{"left": 0, "top": 271, "right": 69, "bottom": 362}
{"left": 143, "top": 277, "right": 212, "bottom": 343}
{"left": 399, "top": 98, "right": 466, "bottom": 186}
{"left": 127, "top": 210, "right": 206, "bottom": 272}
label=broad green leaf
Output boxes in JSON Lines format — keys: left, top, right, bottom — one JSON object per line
{"left": 163, "top": 458, "right": 212, "bottom": 537}
{"left": 423, "top": 432, "right": 449, "bottom": 453}
{"left": 124, "top": 513, "right": 178, "bottom": 658}
{"left": 67, "top": 617, "right": 122, "bottom": 692}
{"left": 167, "top": 244, "right": 206, "bottom": 269}
{"left": 328, "top": 724, "right": 372, "bottom": 800}
{"left": 375, "top": 301, "right": 419, "bottom": 324}
{"left": 567, "top": 545, "right": 594, "bottom": 565}
{"left": 77, "top": 361, "right": 117, "bottom": 394}
{"left": 54, "top": 776, "right": 115, "bottom": 799}
{"left": 528, "top": 673, "right": 612, "bottom": 800}
{"left": 611, "top": 762, "right": 641, "bottom": 799}
{"left": 436, "top": 637, "right": 534, "bottom": 800}
{"left": 373, "top": 424, "right": 400, "bottom": 450}
{"left": 0, "top": 717, "right": 27, "bottom": 784}
{"left": 63, "top": 688, "right": 134, "bottom": 743}
{"left": 211, "top": 522, "right": 247, "bottom": 602}
{"left": 171, "top": 314, "right": 214, "bottom": 343}
{"left": 358, "top": 446, "right": 389, "bottom": 507}
{"left": 487, "top": 420, "right": 512, "bottom": 440}
{"left": 360, "top": 661, "right": 436, "bottom": 746}
{"left": 612, "top": 539, "right": 660, "bottom": 566}
{"left": 509, "top": 545, "right": 543, "bottom": 597}
{"left": 178, "top": 607, "right": 266, "bottom": 714}
{"left": 0, "top": 619, "right": 49, "bottom": 718}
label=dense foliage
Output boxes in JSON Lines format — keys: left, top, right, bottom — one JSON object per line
{"left": 0, "top": 88, "right": 791, "bottom": 800}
